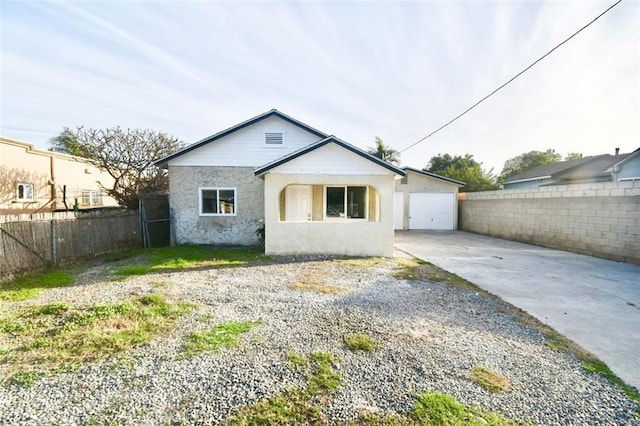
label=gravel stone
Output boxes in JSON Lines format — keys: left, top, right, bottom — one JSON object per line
{"left": 0, "top": 257, "right": 638, "bottom": 425}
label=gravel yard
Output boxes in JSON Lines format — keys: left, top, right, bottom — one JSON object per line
{"left": 0, "top": 254, "right": 638, "bottom": 425}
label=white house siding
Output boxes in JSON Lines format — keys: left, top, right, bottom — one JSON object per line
{"left": 168, "top": 116, "right": 322, "bottom": 167}
{"left": 168, "top": 166, "right": 263, "bottom": 245}
{"left": 264, "top": 173, "right": 396, "bottom": 257}
{"left": 394, "top": 170, "right": 461, "bottom": 230}
{"left": 272, "top": 144, "right": 391, "bottom": 175}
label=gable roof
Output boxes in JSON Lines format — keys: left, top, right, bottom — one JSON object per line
{"left": 154, "top": 109, "right": 329, "bottom": 166}
{"left": 503, "top": 151, "right": 638, "bottom": 184}
{"left": 402, "top": 167, "right": 465, "bottom": 186}
{"left": 503, "top": 157, "right": 594, "bottom": 184}
{"left": 254, "top": 136, "right": 406, "bottom": 177}
{"left": 552, "top": 153, "right": 632, "bottom": 181}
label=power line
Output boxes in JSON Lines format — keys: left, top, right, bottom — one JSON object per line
{"left": 399, "top": 0, "right": 623, "bottom": 154}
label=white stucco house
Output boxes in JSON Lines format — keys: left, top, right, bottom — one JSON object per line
{"left": 154, "top": 109, "right": 406, "bottom": 257}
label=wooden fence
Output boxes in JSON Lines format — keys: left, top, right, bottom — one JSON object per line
{"left": 0, "top": 210, "right": 141, "bottom": 281}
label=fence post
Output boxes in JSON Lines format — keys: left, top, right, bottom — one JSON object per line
{"left": 51, "top": 219, "right": 57, "bottom": 264}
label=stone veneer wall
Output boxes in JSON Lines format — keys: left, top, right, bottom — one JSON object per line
{"left": 459, "top": 180, "right": 640, "bottom": 264}
{"left": 168, "top": 166, "right": 263, "bottom": 245}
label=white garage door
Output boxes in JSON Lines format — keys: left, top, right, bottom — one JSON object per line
{"left": 409, "top": 193, "right": 455, "bottom": 230}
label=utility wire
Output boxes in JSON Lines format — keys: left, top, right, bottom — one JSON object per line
{"left": 399, "top": 0, "right": 623, "bottom": 154}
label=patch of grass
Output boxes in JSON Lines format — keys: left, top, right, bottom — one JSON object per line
{"left": 0, "top": 293, "right": 193, "bottom": 384}
{"left": 583, "top": 360, "right": 640, "bottom": 404}
{"left": 113, "top": 245, "right": 263, "bottom": 279}
{"left": 413, "top": 392, "right": 516, "bottom": 425}
{"left": 230, "top": 352, "right": 341, "bottom": 425}
{"left": 8, "top": 370, "right": 43, "bottom": 387}
{"left": 0, "top": 270, "right": 74, "bottom": 301}
{"left": 232, "top": 388, "right": 323, "bottom": 425}
{"left": 334, "top": 257, "right": 386, "bottom": 268}
{"left": 344, "top": 333, "right": 379, "bottom": 352}
{"left": 185, "top": 321, "right": 261, "bottom": 354}
{"left": 393, "top": 258, "right": 479, "bottom": 292}
{"left": 287, "top": 352, "right": 308, "bottom": 369}
{"left": 307, "top": 352, "right": 341, "bottom": 395}
{"left": 471, "top": 366, "right": 513, "bottom": 393}
{"left": 288, "top": 280, "right": 342, "bottom": 294}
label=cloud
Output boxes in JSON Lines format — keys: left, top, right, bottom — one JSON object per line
{"left": 1, "top": 0, "right": 637, "bottom": 172}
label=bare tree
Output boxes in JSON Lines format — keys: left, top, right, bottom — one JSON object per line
{"left": 53, "top": 127, "right": 185, "bottom": 209}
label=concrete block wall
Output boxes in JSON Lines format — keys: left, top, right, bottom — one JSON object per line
{"left": 459, "top": 180, "right": 640, "bottom": 264}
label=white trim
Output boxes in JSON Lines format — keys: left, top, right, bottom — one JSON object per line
{"left": 199, "top": 187, "right": 237, "bottom": 216}
{"left": 16, "top": 183, "right": 34, "bottom": 201}
{"left": 504, "top": 175, "right": 551, "bottom": 185}
{"left": 618, "top": 177, "right": 640, "bottom": 182}
{"left": 323, "top": 185, "right": 368, "bottom": 221}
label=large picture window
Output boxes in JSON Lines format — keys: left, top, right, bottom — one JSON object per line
{"left": 200, "top": 188, "right": 236, "bottom": 216}
{"left": 325, "top": 186, "right": 367, "bottom": 219}
{"left": 17, "top": 183, "right": 34, "bottom": 201}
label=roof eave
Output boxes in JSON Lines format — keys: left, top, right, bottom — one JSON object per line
{"left": 255, "top": 136, "right": 406, "bottom": 177}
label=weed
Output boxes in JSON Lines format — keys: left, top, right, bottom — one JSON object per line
{"left": 230, "top": 352, "right": 341, "bottom": 425}
{"left": 231, "top": 389, "right": 323, "bottom": 425}
{"left": 8, "top": 370, "right": 42, "bottom": 387}
{"left": 393, "top": 258, "right": 479, "bottom": 292}
{"left": 0, "top": 271, "right": 74, "bottom": 301}
{"left": 289, "top": 280, "right": 342, "bottom": 294}
{"left": 287, "top": 352, "right": 308, "bottom": 369}
{"left": 185, "top": 321, "right": 260, "bottom": 354}
{"left": 471, "top": 366, "right": 512, "bottom": 393}
{"left": 413, "top": 392, "right": 516, "bottom": 425}
{"left": 344, "top": 333, "right": 379, "bottom": 352}
{"left": 335, "top": 258, "right": 386, "bottom": 268}
{"left": 113, "top": 246, "right": 263, "bottom": 279}
{"left": 0, "top": 293, "right": 193, "bottom": 383}
{"left": 307, "top": 352, "right": 341, "bottom": 395}
{"left": 583, "top": 360, "right": 640, "bottom": 404}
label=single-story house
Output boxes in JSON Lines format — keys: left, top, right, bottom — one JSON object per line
{"left": 154, "top": 109, "right": 407, "bottom": 257}
{"left": 0, "top": 137, "right": 118, "bottom": 214}
{"left": 503, "top": 148, "right": 640, "bottom": 189}
{"left": 394, "top": 167, "right": 464, "bottom": 231}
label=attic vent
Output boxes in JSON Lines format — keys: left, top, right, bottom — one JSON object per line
{"left": 265, "top": 132, "right": 284, "bottom": 145}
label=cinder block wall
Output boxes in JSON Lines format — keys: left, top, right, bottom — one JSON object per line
{"left": 459, "top": 181, "right": 640, "bottom": 264}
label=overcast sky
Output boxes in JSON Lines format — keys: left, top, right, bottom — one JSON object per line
{"left": 1, "top": 0, "right": 638, "bottom": 174}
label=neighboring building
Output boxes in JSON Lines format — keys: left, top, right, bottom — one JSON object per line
{"left": 155, "top": 109, "right": 407, "bottom": 256}
{"left": 0, "top": 137, "right": 118, "bottom": 214}
{"left": 394, "top": 168, "right": 464, "bottom": 231}
{"left": 503, "top": 148, "right": 640, "bottom": 190}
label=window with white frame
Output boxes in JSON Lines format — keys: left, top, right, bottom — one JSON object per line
{"left": 17, "top": 183, "right": 34, "bottom": 201}
{"left": 325, "top": 186, "right": 367, "bottom": 219}
{"left": 265, "top": 132, "right": 284, "bottom": 145}
{"left": 81, "top": 190, "right": 103, "bottom": 207}
{"left": 200, "top": 188, "right": 236, "bottom": 216}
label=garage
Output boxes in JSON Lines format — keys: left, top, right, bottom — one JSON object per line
{"left": 409, "top": 192, "right": 455, "bottom": 230}
{"left": 394, "top": 167, "right": 464, "bottom": 231}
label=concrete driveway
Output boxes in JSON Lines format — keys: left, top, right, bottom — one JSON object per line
{"left": 395, "top": 230, "right": 640, "bottom": 391}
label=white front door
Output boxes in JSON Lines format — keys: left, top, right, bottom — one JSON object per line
{"left": 285, "top": 185, "right": 312, "bottom": 221}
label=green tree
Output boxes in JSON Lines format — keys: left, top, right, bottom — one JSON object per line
{"left": 565, "top": 152, "right": 583, "bottom": 161}
{"left": 500, "top": 149, "right": 562, "bottom": 181}
{"left": 367, "top": 136, "right": 400, "bottom": 165}
{"left": 51, "top": 127, "right": 185, "bottom": 209}
{"left": 424, "top": 153, "right": 497, "bottom": 192}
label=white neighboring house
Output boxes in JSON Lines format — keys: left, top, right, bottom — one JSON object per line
{"left": 155, "top": 109, "right": 406, "bottom": 256}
